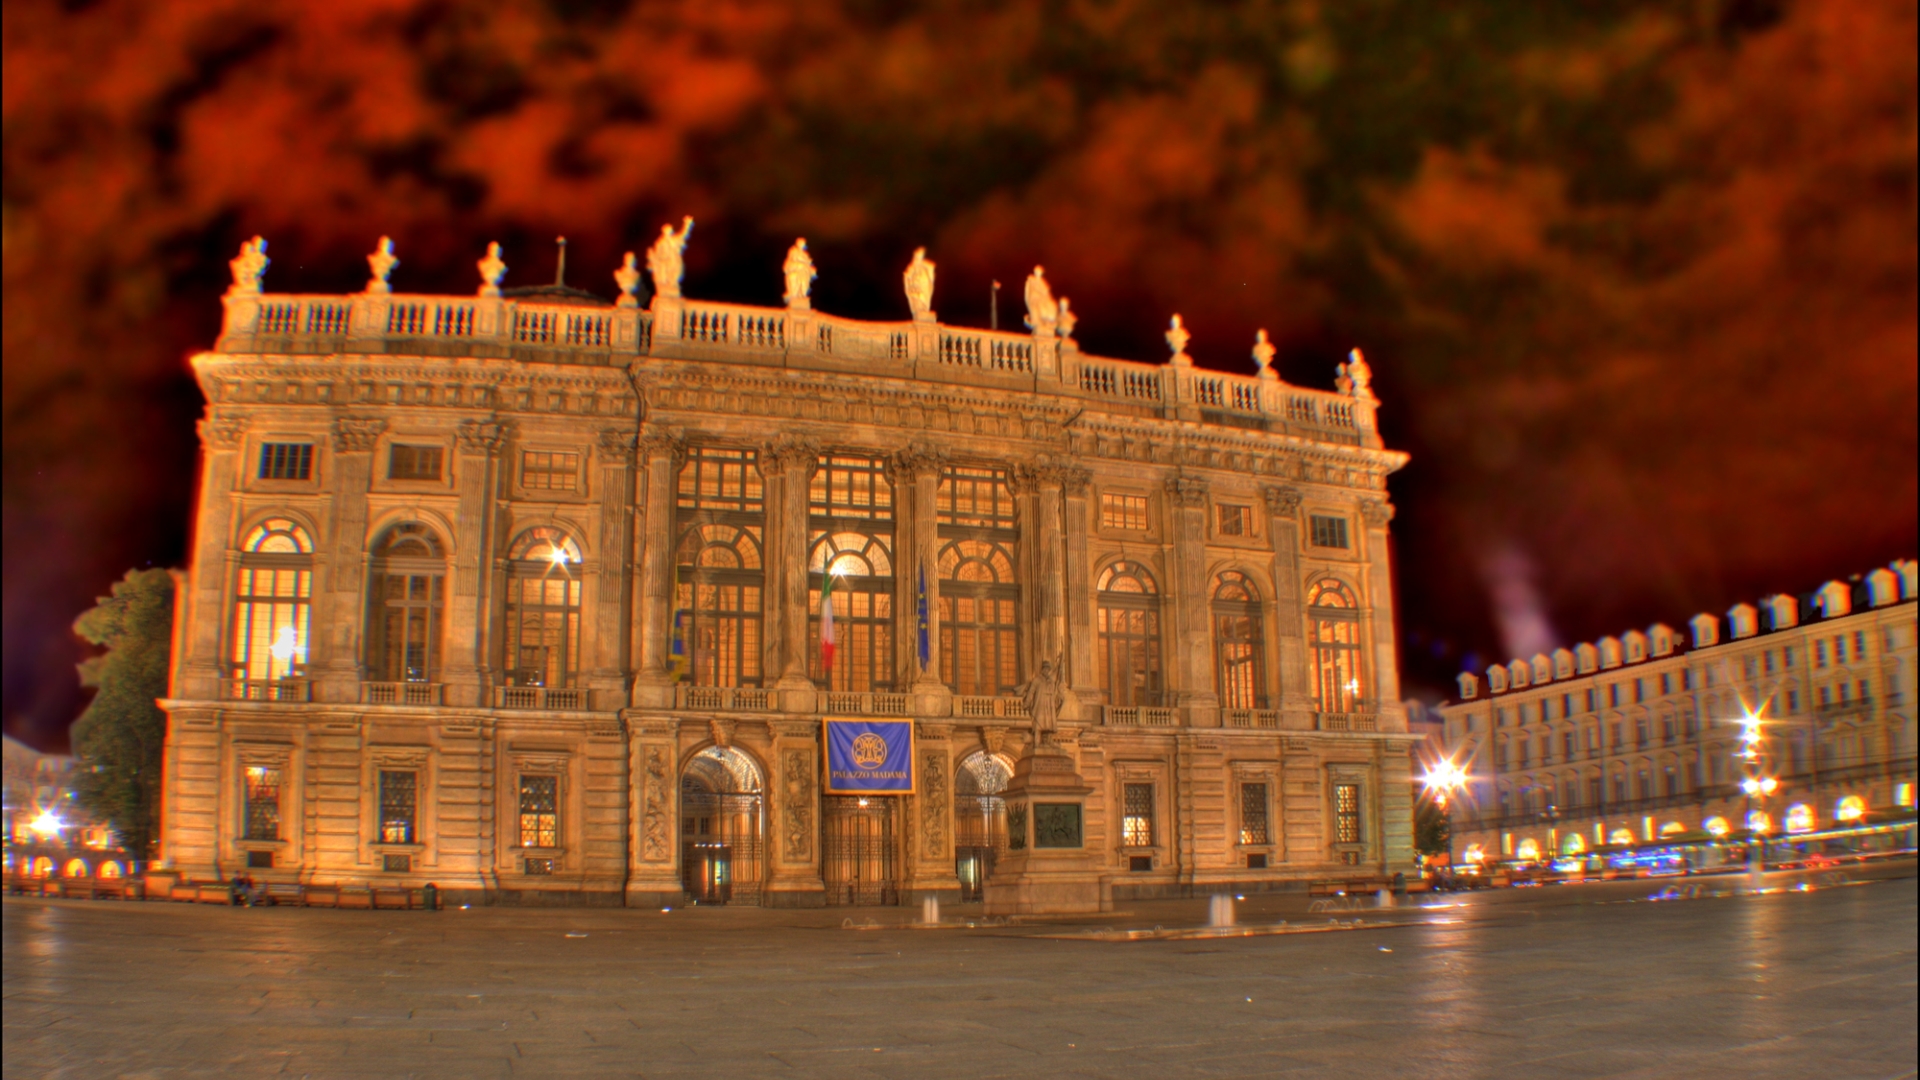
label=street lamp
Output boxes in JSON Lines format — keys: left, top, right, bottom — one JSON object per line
{"left": 1736, "top": 707, "right": 1776, "bottom": 893}
{"left": 1419, "top": 758, "right": 1468, "bottom": 809}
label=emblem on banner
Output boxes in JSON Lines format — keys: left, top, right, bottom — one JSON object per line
{"left": 851, "top": 733, "right": 889, "bottom": 769}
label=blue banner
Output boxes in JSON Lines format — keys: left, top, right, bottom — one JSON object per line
{"left": 823, "top": 719, "right": 915, "bottom": 794}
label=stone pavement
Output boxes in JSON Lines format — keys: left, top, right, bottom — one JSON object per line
{"left": 5, "top": 864, "right": 1916, "bottom": 1079}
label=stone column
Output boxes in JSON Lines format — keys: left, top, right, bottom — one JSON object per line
{"left": 630, "top": 426, "right": 682, "bottom": 710}
{"left": 906, "top": 722, "right": 960, "bottom": 902}
{"left": 892, "top": 446, "right": 950, "bottom": 715}
{"left": 1061, "top": 466, "right": 1098, "bottom": 715}
{"left": 624, "top": 715, "right": 683, "bottom": 906}
{"left": 180, "top": 414, "right": 249, "bottom": 700}
{"left": 1030, "top": 468, "right": 1068, "bottom": 674}
{"left": 589, "top": 428, "right": 636, "bottom": 709}
{"left": 1264, "top": 486, "right": 1313, "bottom": 729}
{"left": 768, "top": 720, "right": 826, "bottom": 906}
{"left": 1164, "top": 475, "right": 1217, "bottom": 726}
{"left": 1359, "top": 498, "right": 1405, "bottom": 729}
{"left": 763, "top": 438, "right": 820, "bottom": 712}
{"left": 446, "top": 417, "right": 508, "bottom": 709}
{"left": 316, "top": 416, "right": 387, "bottom": 703}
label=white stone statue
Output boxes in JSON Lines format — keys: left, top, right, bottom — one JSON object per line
{"left": 1023, "top": 266, "right": 1058, "bottom": 334}
{"left": 782, "top": 238, "right": 816, "bottom": 308}
{"left": 647, "top": 216, "right": 694, "bottom": 300}
{"left": 1018, "top": 656, "right": 1067, "bottom": 745}
{"left": 1252, "top": 329, "right": 1275, "bottom": 377}
{"left": 477, "top": 242, "right": 507, "bottom": 297}
{"left": 903, "top": 247, "right": 936, "bottom": 321}
{"left": 1343, "top": 347, "right": 1373, "bottom": 397}
{"left": 1165, "top": 314, "right": 1191, "bottom": 365}
{"left": 227, "top": 236, "right": 269, "bottom": 296}
{"left": 365, "top": 236, "right": 398, "bottom": 295}
{"left": 614, "top": 251, "right": 642, "bottom": 308}
{"left": 1056, "top": 296, "right": 1077, "bottom": 342}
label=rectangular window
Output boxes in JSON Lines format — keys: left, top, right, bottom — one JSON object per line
{"left": 518, "top": 775, "right": 558, "bottom": 849}
{"left": 1563, "top": 693, "right": 1574, "bottom": 717}
{"left": 1660, "top": 673, "right": 1673, "bottom": 694}
{"left": 1634, "top": 679, "right": 1645, "bottom": 703}
{"left": 1609, "top": 684, "right": 1620, "bottom": 708}
{"left": 1763, "top": 652, "right": 1775, "bottom": 675}
{"left": 937, "top": 466, "right": 1015, "bottom": 527}
{"left": 1787, "top": 687, "right": 1800, "bottom": 712}
{"left": 1100, "top": 492, "right": 1149, "bottom": 531}
{"left": 524, "top": 857, "right": 554, "bottom": 875}
{"left": 1309, "top": 514, "right": 1349, "bottom": 549}
{"left": 1815, "top": 639, "right": 1829, "bottom": 667}
{"left": 258, "top": 442, "right": 313, "bottom": 481}
{"left": 1853, "top": 631, "right": 1867, "bottom": 659}
{"left": 1216, "top": 503, "right": 1250, "bottom": 537}
{"left": 1122, "top": 783, "right": 1155, "bottom": 846}
{"left": 1564, "top": 731, "right": 1576, "bottom": 759}
{"left": 382, "top": 853, "right": 412, "bottom": 873}
{"left": 378, "top": 770, "right": 417, "bottom": 845}
{"left": 1588, "top": 776, "right": 1604, "bottom": 806}
{"left": 1239, "top": 783, "right": 1269, "bottom": 845}
{"left": 243, "top": 765, "right": 282, "bottom": 841}
{"left": 1334, "top": 783, "right": 1362, "bottom": 844}
{"left": 247, "top": 850, "right": 275, "bottom": 869}
{"left": 1683, "top": 669, "right": 1694, "bottom": 689}
{"left": 389, "top": 444, "right": 443, "bottom": 481}
{"left": 1586, "top": 689, "right": 1597, "bottom": 712}
{"left": 1783, "top": 647, "right": 1795, "bottom": 668}
{"left": 520, "top": 450, "right": 579, "bottom": 492}
{"left": 1247, "top": 853, "right": 1268, "bottom": 869}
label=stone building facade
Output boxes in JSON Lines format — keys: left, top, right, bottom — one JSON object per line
{"left": 1437, "top": 564, "right": 1919, "bottom": 865}
{"left": 158, "top": 232, "right": 1419, "bottom": 905}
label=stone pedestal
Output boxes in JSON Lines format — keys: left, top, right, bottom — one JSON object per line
{"left": 983, "top": 742, "right": 1108, "bottom": 915}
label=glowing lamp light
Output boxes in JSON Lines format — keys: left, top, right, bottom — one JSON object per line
{"left": 1835, "top": 795, "right": 1866, "bottom": 822}
{"left": 268, "top": 626, "right": 299, "bottom": 662}
{"left": 1609, "top": 828, "right": 1635, "bottom": 846}
{"left": 1741, "top": 776, "right": 1778, "bottom": 796}
{"left": 1747, "top": 810, "right": 1772, "bottom": 835}
{"left": 1563, "top": 834, "right": 1586, "bottom": 855}
{"left": 1420, "top": 759, "right": 1468, "bottom": 806}
{"left": 1705, "top": 816, "right": 1731, "bottom": 837}
{"left": 1515, "top": 838, "right": 1541, "bottom": 861}
{"left": 1462, "top": 844, "right": 1487, "bottom": 864}
{"left": 28, "top": 808, "right": 65, "bottom": 838}
{"left": 1785, "top": 804, "right": 1814, "bottom": 833}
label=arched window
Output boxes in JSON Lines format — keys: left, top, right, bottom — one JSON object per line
{"left": 232, "top": 518, "right": 314, "bottom": 686}
{"left": 1097, "top": 561, "right": 1162, "bottom": 707}
{"left": 938, "top": 466, "right": 1020, "bottom": 696}
{"left": 676, "top": 447, "right": 766, "bottom": 688}
{"left": 503, "top": 526, "right": 582, "bottom": 689}
{"left": 1212, "top": 571, "right": 1265, "bottom": 709}
{"left": 368, "top": 523, "right": 445, "bottom": 683}
{"left": 809, "top": 456, "right": 894, "bottom": 692}
{"left": 1307, "top": 579, "right": 1364, "bottom": 714}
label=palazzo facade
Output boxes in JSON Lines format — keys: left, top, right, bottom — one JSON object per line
{"left": 158, "top": 232, "right": 1419, "bottom": 906}
{"left": 1438, "top": 565, "right": 1919, "bottom": 866}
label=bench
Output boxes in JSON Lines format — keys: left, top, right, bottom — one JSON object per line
{"left": 337, "top": 888, "right": 374, "bottom": 910}
{"left": 304, "top": 885, "right": 341, "bottom": 908}
{"left": 263, "top": 883, "right": 307, "bottom": 907}
{"left": 195, "top": 884, "right": 235, "bottom": 905}
{"left": 371, "top": 888, "right": 413, "bottom": 910}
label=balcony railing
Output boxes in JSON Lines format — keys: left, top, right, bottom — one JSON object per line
{"left": 493, "top": 686, "right": 589, "bottom": 711}
{"left": 224, "top": 678, "right": 311, "bottom": 703}
{"left": 1316, "top": 712, "right": 1378, "bottom": 732}
{"left": 823, "top": 691, "right": 912, "bottom": 716}
{"left": 1224, "top": 709, "right": 1282, "bottom": 729}
{"left": 363, "top": 682, "right": 442, "bottom": 707}
{"left": 951, "top": 696, "right": 1029, "bottom": 720}
{"left": 1105, "top": 706, "right": 1178, "bottom": 727}
{"left": 673, "top": 685, "right": 774, "bottom": 712}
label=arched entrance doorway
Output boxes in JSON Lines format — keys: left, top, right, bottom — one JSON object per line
{"left": 822, "top": 796, "right": 899, "bottom": 906}
{"left": 954, "top": 750, "right": 1011, "bottom": 902}
{"left": 681, "top": 747, "right": 765, "bottom": 905}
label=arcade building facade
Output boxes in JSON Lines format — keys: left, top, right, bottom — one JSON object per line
{"left": 157, "top": 231, "right": 1419, "bottom": 906}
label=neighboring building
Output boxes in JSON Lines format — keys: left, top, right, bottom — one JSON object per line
{"left": 157, "top": 232, "right": 1419, "bottom": 905}
{"left": 1437, "top": 563, "right": 1919, "bottom": 865}
{"left": 3, "top": 736, "right": 131, "bottom": 882}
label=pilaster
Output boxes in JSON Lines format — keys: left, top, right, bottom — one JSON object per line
{"left": 892, "top": 445, "right": 950, "bottom": 714}
{"left": 905, "top": 722, "right": 960, "bottom": 901}
{"left": 768, "top": 719, "right": 826, "bottom": 905}
{"left": 1265, "top": 486, "right": 1313, "bottom": 729}
{"left": 1165, "top": 475, "right": 1218, "bottom": 726}
{"left": 624, "top": 713, "right": 683, "bottom": 905}
{"left": 316, "top": 416, "right": 386, "bottom": 703}
{"left": 589, "top": 427, "right": 637, "bottom": 707}
{"left": 763, "top": 437, "right": 820, "bottom": 713}
{"left": 446, "top": 417, "right": 508, "bottom": 708}
{"left": 1359, "top": 499, "right": 1404, "bottom": 729}
{"left": 631, "top": 426, "right": 682, "bottom": 709}
{"left": 181, "top": 414, "right": 248, "bottom": 700}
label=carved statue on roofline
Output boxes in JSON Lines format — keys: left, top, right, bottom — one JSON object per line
{"left": 783, "top": 238, "right": 816, "bottom": 309}
{"left": 904, "top": 247, "right": 936, "bottom": 321}
{"left": 647, "top": 216, "right": 694, "bottom": 300}
{"left": 1023, "top": 266, "right": 1058, "bottom": 335}
{"left": 228, "top": 236, "right": 269, "bottom": 296}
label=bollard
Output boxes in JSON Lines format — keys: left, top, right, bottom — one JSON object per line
{"left": 1207, "top": 893, "right": 1235, "bottom": 928}
{"left": 423, "top": 883, "right": 439, "bottom": 911}
{"left": 921, "top": 896, "right": 940, "bottom": 925}
{"left": 1376, "top": 888, "right": 1394, "bottom": 909}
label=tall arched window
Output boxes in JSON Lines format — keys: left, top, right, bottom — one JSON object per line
{"left": 232, "top": 518, "right": 314, "bottom": 686}
{"left": 1307, "top": 579, "right": 1364, "bottom": 714}
{"left": 938, "top": 467, "right": 1020, "bottom": 696}
{"left": 1097, "top": 561, "right": 1162, "bottom": 707}
{"left": 1212, "top": 571, "right": 1266, "bottom": 709}
{"left": 675, "top": 448, "right": 765, "bottom": 687}
{"left": 809, "top": 456, "right": 894, "bottom": 692}
{"left": 368, "top": 523, "right": 445, "bottom": 683}
{"left": 503, "top": 526, "right": 582, "bottom": 689}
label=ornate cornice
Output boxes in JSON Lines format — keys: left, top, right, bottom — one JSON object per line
{"left": 331, "top": 416, "right": 387, "bottom": 452}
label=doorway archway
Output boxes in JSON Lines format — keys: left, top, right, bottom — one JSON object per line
{"left": 954, "top": 750, "right": 1012, "bottom": 902}
{"left": 822, "top": 796, "right": 899, "bottom": 906}
{"left": 681, "top": 747, "right": 765, "bottom": 905}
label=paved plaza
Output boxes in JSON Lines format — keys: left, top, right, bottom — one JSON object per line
{"left": 5, "top": 865, "right": 1916, "bottom": 1079}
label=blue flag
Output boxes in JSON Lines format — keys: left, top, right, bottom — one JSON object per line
{"left": 916, "top": 565, "right": 931, "bottom": 670}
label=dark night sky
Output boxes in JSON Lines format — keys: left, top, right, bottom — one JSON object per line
{"left": 4, "top": 0, "right": 1915, "bottom": 750}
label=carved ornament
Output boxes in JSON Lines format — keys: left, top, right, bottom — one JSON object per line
{"left": 886, "top": 443, "right": 950, "bottom": 484}
{"left": 921, "top": 750, "right": 948, "bottom": 859}
{"left": 1359, "top": 499, "right": 1395, "bottom": 527}
{"left": 597, "top": 428, "right": 635, "bottom": 456}
{"left": 641, "top": 745, "right": 672, "bottom": 862}
{"left": 637, "top": 424, "right": 685, "bottom": 466}
{"left": 781, "top": 748, "right": 814, "bottom": 862}
{"left": 455, "top": 417, "right": 511, "bottom": 456}
{"left": 198, "top": 414, "right": 249, "bottom": 449}
{"left": 759, "top": 434, "right": 822, "bottom": 477}
{"left": 332, "top": 416, "right": 387, "bottom": 452}
{"left": 1164, "top": 474, "right": 1209, "bottom": 507}
{"left": 1263, "top": 485, "right": 1304, "bottom": 516}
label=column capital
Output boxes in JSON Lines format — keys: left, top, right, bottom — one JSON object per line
{"left": 331, "top": 415, "right": 387, "bottom": 452}
{"left": 197, "top": 413, "right": 250, "bottom": 449}
{"left": 885, "top": 442, "right": 950, "bottom": 485}
{"left": 455, "top": 416, "right": 513, "bottom": 457}
{"left": 1359, "top": 498, "right": 1395, "bottom": 527}
{"left": 1262, "top": 484, "right": 1304, "bottom": 517}
{"left": 759, "top": 433, "right": 822, "bottom": 477}
{"left": 637, "top": 423, "right": 684, "bottom": 466}
{"left": 1164, "top": 473, "right": 1209, "bottom": 507}
{"left": 597, "top": 427, "right": 636, "bottom": 457}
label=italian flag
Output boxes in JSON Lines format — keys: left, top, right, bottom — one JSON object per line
{"left": 819, "top": 569, "right": 837, "bottom": 674}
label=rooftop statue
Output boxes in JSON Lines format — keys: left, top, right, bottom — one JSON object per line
{"left": 614, "top": 252, "right": 643, "bottom": 308}
{"left": 1337, "top": 347, "right": 1373, "bottom": 398}
{"left": 1018, "top": 656, "right": 1067, "bottom": 745}
{"left": 365, "top": 236, "right": 399, "bottom": 295}
{"left": 1165, "top": 314, "right": 1191, "bottom": 366}
{"left": 227, "top": 236, "right": 269, "bottom": 296}
{"left": 1023, "top": 266, "right": 1058, "bottom": 335}
{"left": 477, "top": 242, "right": 507, "bottom": 297}
{"left": 783, "top": 238, "right": 816, "bottom": 309}
{"left": 1251, "top": 329, "right": 1275, "bottom": 378}
{"left": 1056, "top": 296, "right": 1077, "bottom": 343}
{"left": 647, "top": 216, "right": 694, "bottom": 300}
{"left": 903, "top": 247, "right": 936, "bottom": 321}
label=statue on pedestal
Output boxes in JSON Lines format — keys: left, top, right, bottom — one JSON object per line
{"left": 1056, "top": 297, "right": 1078, "bottom": 344}
{"left": 1023, "top": 266, "right": 1058, "bottom": 335}
{"left": 614, "top": 252, "right": 642, "bottom": 308}
{"left": 1339, "top": 346, "right": 1374, "bottom": 398}
{"left": 1252, "top": 329, "right": 1275, "bottom": 378}
{"left": 365, "top": 236, "right": 399, "bottom": 294}
{"left": 227, "top": 236, "right": 269, "bottom": 296}
{"left": 647, "top": 216, "right": 694, "bottom": 300}
{"left": 903, "top": 247, "right": 936, "bottom": 320}
{"left": 1018, "top": 656, "right": 1066, "bottom": 745}
{"left": 1165, "top": 314, "right": 1191, "bottom": 366}
{"left": 783, "top": 238, "right": 816, "bottom": 308}
{"left": 477, "top": 242, "right": 507, "bottom": 297}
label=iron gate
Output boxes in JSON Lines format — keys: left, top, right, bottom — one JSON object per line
{"left": 822, "top": 796, "right": 898, "bottom": 906}
{"left": 681, "top": 788, "right": 764, "bottom": 905}
{"left": 954, "top": 794, "right": 1007, "bottom": 902}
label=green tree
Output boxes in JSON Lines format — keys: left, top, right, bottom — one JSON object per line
{"left": 70, "top": 568, "right": 176, "bottom": 862}
{"left": 1414, "top": 795, "right": 1452, "bottom": 860}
